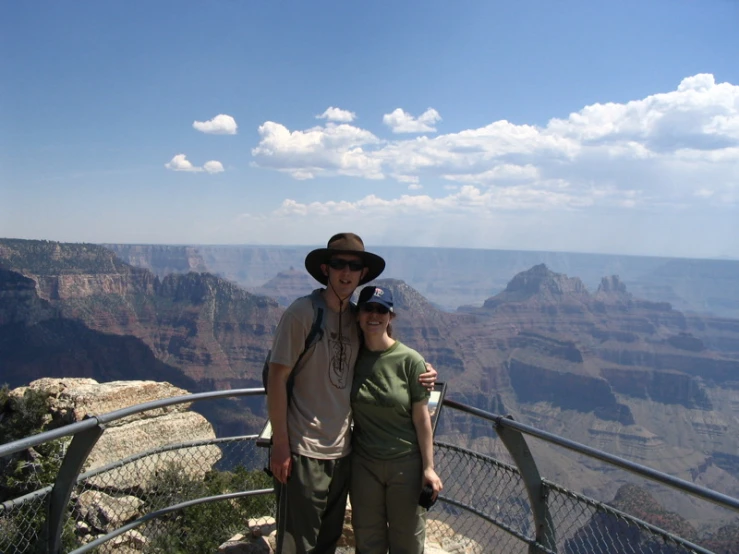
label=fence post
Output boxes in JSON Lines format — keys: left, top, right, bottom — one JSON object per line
{"left": 47, "top": 424, "right": 104, "bottom": 553}
{"left": 495, "top": 415, "right": 557, "bottom": 554}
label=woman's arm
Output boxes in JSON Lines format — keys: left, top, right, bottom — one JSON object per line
{"left": 412, "top": 400, "right": 443, "bottom": 499}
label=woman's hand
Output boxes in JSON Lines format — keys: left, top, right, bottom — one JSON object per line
{"left": 423, "top": 467, "right": 443, "bottom": 500}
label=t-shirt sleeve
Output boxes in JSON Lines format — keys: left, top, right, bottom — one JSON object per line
{"left": 270, "top": 304, "right": 310, "bottom": 369}
{"left": 408, "top": 353, "right": 431, "bottom": 404}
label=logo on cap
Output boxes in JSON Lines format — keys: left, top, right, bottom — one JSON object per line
{"left": 374, "top": 288, "right": 385, "bottom": 297}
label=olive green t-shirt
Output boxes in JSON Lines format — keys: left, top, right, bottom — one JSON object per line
{"left": 351, "top": 341, "right": 430, "bottom": 460}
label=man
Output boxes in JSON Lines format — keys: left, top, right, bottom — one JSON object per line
{"left": 267, "top": 232, "right": 437, "bottom": 554}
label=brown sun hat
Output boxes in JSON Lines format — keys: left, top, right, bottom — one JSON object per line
{"left": 304, "top": 232, "right": 386, "bottom": 286}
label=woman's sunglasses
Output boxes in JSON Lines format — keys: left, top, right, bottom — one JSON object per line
{"left": 328, "top": 258, "right": 365, "bottom": 272}
{"left": 360, "top": 303, "right": 390, "bottom": 315}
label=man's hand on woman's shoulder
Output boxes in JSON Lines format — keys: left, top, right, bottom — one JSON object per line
{"left": 419, "top": 362, "right": 438, "bottom": 391}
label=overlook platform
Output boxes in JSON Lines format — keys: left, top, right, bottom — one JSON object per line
{"left": 1, "top": 388, "right": 738, "bottom": 553}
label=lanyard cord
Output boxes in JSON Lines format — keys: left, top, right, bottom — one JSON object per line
{"left": 327, "top": 280, "right": 351, "bottom": 387}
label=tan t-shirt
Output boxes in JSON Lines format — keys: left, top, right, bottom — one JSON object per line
{"left": 270, "top": 292, "right": 360, "bottom": 459}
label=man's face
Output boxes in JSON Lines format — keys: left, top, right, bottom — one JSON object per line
{"left": 322, "top": 255, "right": 367, "bottom": 298}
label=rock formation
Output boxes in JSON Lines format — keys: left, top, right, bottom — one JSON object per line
{"left": 6, "top": 378, "right": 222, "bottom": 550}
{"left": 254, "top": 268, "right": 316, "bottom": 307}
{"left": 104, "top": 242, "right": 739, "bottom": 319}
{"left": 0, "top": 239, "right": 284, "bottom": 391}
{"left": 4, "top": 239, "right": 739, "bottom": 536}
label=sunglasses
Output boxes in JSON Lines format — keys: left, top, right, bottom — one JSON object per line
{"left": 360, "top": 303, "right": 390, "bottom": 315}
{"left": 328, "top": 258, "right": 365, "bottom": 272}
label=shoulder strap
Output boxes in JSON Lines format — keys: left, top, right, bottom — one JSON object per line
{"left": 297, "top": 289, "right": 326, "bottom": 364}
{"left": 285, "top": 289, "right": 326, "bottom": 400}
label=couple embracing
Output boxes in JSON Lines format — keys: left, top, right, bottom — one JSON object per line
{"left": 266, "top": 232, "right": 443, "bottom": 554}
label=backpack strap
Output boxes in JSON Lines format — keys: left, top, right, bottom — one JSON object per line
{"left": 285, "top": 289, "right": 326, "bottom": 399}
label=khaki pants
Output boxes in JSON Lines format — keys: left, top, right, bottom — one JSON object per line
{"left": 275, "top": 453, "right": 351, "bottom": 554}
{"left": 350, "top": 451, "right": 426, "bottom": 554}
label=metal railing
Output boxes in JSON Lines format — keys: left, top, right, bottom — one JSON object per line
{"left": 1, "top": 389, "right": 738, "bottom": 553}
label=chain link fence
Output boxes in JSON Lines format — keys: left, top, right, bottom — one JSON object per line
{"left": 1, "top": 491, "right": 52, "bottom": 554}
{"left": 429, "top": 442, "right": 530, "bottom": 553}
{"left": 3, "top": 394, "right": 738, "bottom": 554}
{"left": 545, "top": 481, "right": 709, "bottom": 554}
{"left": 64, "top": 434, "right": 274, "bottom": 553}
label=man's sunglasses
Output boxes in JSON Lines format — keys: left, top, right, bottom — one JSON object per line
{"left": 360, "top": 303, "right": 390, "bottom": 315}
{"left": 328, "top": 258, "right": 365, "bottom": 272}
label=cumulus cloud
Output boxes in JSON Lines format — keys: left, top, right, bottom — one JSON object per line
{"left": 193, "top": 114, "right": 238, "bottom": 135}
{"left": 165, "top": 154, "right": 200, "bottom": 172}
{"left": 251, "top": 74, "right": 739, "bottom": 213}
{"left": 251, "top": 121, "right": 383, "bottom": 180}
{"left": 165, "top": 154, "right": 224, "bottom": 174}
{"left": 203, "top": 160, "right": 224, "bottom": 174}
{"left": 316, "top": 107, "right": 356, "bottom": 123}
{"left": 383, "top": 108, "right": 442, "bottom": 133}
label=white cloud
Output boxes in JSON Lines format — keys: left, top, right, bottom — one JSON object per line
{"left": 203, "top": 160, "right": 224, "bottom": 174}
{"left": 165, "top": 154, "right": 225, "bottom": 174}
{"left": 316, "top": 107, "right": 356, "bottom": 123}
{"left": 251, "top": 121, "right": 383, "bottom": 179}
{"left": 165, "top": 154, "right": 200, "bottom": 172}
{"left": 251, "top": 74, "right": 739, "bottom": 212}
{"left": 408, "top": 184, "right": 423, "bottom": 190}
{"left": 383, "top": 108, "right": 442, "bottom": 133}
{"left": 193, "top": 114, "right": 238, "bottom": 135}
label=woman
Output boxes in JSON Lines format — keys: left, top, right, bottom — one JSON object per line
{"left": 350, "top": 285, "right": 443, "bottom": 554}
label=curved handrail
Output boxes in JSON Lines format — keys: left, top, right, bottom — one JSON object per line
{"left": 442, "top": 398, "right": 739, "bottom": 513}
{"left": 2, "top": 389, "right": 738, "bottom": 554}
{"left": 0, "top": 388, "right": 266, "bottom": 458}
{"left": 67, "top": 489, "right": 275, "bottom": 554}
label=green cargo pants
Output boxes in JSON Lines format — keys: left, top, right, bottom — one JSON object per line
{"left": 350, "top": 451, "right": 426, "bottom": 554}
{"left": 275, "top": 453, "right": 351, "bottom": 554}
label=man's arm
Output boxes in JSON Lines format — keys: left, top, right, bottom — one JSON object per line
{"left": 267, "top": 362, "right": 293, "bottom": 484}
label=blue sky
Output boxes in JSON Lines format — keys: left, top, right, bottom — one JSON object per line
{"left": 1, "top": 0, "right": 738, "bottom": 258}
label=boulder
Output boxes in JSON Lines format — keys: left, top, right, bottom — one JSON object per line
{"left": 77, "top": 490, "right": 144, "bottom": 532}
{"left": 11, "top": 378, "right": 221, "bottom": 491}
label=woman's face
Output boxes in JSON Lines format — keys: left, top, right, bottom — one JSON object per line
{"left": 358, "top": 302, "right": 392, "bottom": 337}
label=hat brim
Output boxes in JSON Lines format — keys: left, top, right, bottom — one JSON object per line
{"left": 305, "top": 248, "right": 386, "bottom": 286}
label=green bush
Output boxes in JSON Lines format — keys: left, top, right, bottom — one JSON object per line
{"left": 147, "top": 463, "right": 274, "bottom": 553}
{"left": 0, "top": 385, "right": 76, "bottom": 553}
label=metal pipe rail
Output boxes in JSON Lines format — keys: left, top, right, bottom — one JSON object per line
{"left": 443, "top": 398, "right": 739, "bottom": 514}
{"left": 0, "top": 388, "right": 266, "bottom": 459}
{"left": 2, "top": 388, "right": 739, "bottom": 554}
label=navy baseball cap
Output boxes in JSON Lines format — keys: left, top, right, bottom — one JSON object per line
{"left": 358, "top": 286, "right": 394, "bottom": 312}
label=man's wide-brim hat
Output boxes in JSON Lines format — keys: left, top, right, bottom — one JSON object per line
{"left": 305, "top": 232, "right": 385, "bottom": 286}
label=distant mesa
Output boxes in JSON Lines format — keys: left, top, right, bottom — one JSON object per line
{"left": 482, "top": 264, "right": 590, "bottom": 309}
{"left": 363, "top": 278, "right": 439, "bottom": 313}
{"left": 254, "top": 268, "right": 316, "bottom": 307}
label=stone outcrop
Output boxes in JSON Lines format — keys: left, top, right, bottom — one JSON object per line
{"left": 4, "top": 378, "right": 223, "bottom": 551}
{"left": 11, "top": 378, "right": 221, "bottom": 491}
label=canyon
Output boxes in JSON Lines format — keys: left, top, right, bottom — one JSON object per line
{"left": 2, "top": 238, "right": 739, "bottom": 533}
